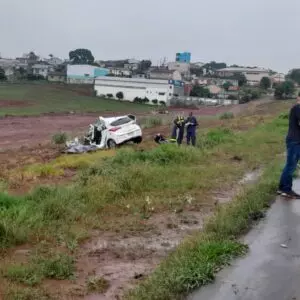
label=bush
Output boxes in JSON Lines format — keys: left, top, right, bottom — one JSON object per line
{"left": 106, "top": 93, "right": 113, "bottom": 98}
{"left": 152, "top": 99, "right": 158, "bottom": 104}
{"left": 219, "top": 112, "right": 234, "bottom": 120}
{"left": 52, "top": 132, "right": 67, "bottom": 145}
{"left": 159, "top": 101, "right": 166, "bottom": 106}
{"left": 227, "top": 94, "right": 238, "bottom": 100}
{"left": 116, "top": 91, "right": 124, "bottom": 100}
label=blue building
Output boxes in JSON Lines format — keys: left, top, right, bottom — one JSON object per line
{"left": 176, "top": 52, "right": 191, "bottom": 63}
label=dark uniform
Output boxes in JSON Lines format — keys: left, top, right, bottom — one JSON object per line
{"left": 185, "top": 113, "right": 198, "bottom": 146}
{"left": 171, "top": 115, "right": 185, "bottom": 145}
{"left": 278, "top": 103, "right": 300, "bottom": 198}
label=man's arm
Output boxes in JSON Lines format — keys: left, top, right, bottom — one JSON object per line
{"left": 295, "top": 105, "right": 300, "bottom": 124}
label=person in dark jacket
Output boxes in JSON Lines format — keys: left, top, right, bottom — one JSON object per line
{"left": 185, "top": 112, "right": 198, "bottom": 146}
{"left": 278, "top": 94, "right": 300, "bottom": 198}
{"left": 171, "top": 115, "right": 185, "bottom": 145}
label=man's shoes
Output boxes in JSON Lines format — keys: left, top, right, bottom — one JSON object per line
{"left": 278, "top": 190, "right": 300, "bottom": 199}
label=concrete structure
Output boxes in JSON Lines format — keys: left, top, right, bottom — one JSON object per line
{"left": 94, "top": 77, "right": 185, "bottom": 105}
{"left": 46, "top": 56, "right": 64, "bottom": 66}
{"left": 32, "top": 64, "right": 52, "bottom": 78}
{"left": 168, "top": 62, "right": 190, "bottom": 75}
{"left": 176, "top": 52, "right": 191, "bottom": 63}
{"left": 216, "top": 67, "right": 270, "bottom": 86}
{"left": 108, "top": 68, "right": 132, "bottom": 77}
{"left": 149, "top": 68, "right": 182, "bottom": 81}
{"left": 48, "top": 72, "right": 66, "bottom": 83}
{"left": 67, "top": 65, "right": 109, "bottom": 84}
{"left": 271, "top": 73, "right": 285, "bottom": 84}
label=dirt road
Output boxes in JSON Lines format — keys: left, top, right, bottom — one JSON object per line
{"left": 189, "top": 178, "right": 300, "bottom": 300}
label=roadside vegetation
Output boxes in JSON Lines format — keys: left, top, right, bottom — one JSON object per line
{"left": 0, "top": 101, "right": 291, "bottom": 299}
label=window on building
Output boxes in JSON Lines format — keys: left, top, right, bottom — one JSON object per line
{"left": 169, "top": 86, "right": 172, "bottom": 89}
{"left": 158, "top": 92, "right": 165, "bottom": 96}
{"left": 84, "top": 74, "right": 89, "bottom": 77}
{"left": 169, "top": 93, "right": 172, "bottom": 96}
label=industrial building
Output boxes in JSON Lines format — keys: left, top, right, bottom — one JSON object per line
{"left": 67, "top": 65, "right": 109, "bottom": 84}
{"left": 94, "top": 77, "right": 185, "bottom": 105}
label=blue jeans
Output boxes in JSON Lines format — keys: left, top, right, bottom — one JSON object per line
{"left": 279, "top": 139, "right": 300, "bottom": 192}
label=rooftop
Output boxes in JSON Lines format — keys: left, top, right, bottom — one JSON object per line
{"left": 218, "top": 67, "right": 269, "bottom": 73}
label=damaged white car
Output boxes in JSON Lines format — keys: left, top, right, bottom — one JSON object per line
{"left": 84, "top": 114, "right": 142, "bottom": 149}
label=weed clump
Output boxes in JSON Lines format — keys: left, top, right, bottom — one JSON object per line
{"left": 52, "top": 132, "right": 67, "bottom": 145}
{"left": 219, "top": 112, "right": 234, "bottom": 120}
{"left": 87, "top": 276, "right": 110, "bottom": 293}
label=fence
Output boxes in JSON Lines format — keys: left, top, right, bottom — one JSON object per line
{"left": 169, "top": 96, "right": 239, "bottom": 107}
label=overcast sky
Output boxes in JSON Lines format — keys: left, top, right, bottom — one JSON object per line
{"left": 1, "top": 0, "right": 299, "bottom": 72}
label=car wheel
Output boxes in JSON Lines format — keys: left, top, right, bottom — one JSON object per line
{"left": 133, "top": 136, "right": 142, "bottom": 144}
{"left": 107, "top": 139, "right": 117, "bottom": 148}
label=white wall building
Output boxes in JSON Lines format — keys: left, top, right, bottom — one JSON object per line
{"left": 67, "top": 65, "right": 109, "bottom": 84}
{"left": 94, "top": 77, "right": 185, "bottom": 105}
{"left": 216, "top": 67, "right": 270, "bottom": 86}
{"left": 32, "top": 64, "right": 52, "bottom": 78}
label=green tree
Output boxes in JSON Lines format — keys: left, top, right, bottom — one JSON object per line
{"left": 233, "top": 73, "right": 247, "bottom": 87}
{"left": 116, "top": 92, "right": 124, "bottom": 100}
{"left": 287, "top": 69, "right": 300, "bottom": 85}
{"left": 190, "top": 85, "right": 211, "bottom": 98}
{"left": 223, "top": 81, "right": 233, "bottom": 91}
{"left": 69, "top": 48, "right": 95, "bottom": 65}
{"left": 274, "top": 81, "right": 295, "bottom": 99}
{"left": 260, "top": 77, "right": 271, "bottom": 89}
{"left": 139, "top": 60, "right": 152, "bottom": 72}
{"left": 0, "top": 67, "right": 6, "bottom": 81}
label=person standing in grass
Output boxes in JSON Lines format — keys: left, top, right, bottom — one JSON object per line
{"left": 278, "top": 93, "right": 300, "bottom": 198}
{"left": 185, "top": 112, "right": 198, "bottom": 146}
{"left": 171, "top": 114, "right": 185, "bottom": 145}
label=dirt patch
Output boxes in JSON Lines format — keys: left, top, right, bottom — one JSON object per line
{"left": 0, "top": 100, "right": 33, "bottom": 108}
{"left": 36, "top": 169, "right": 263, "bottom": 300}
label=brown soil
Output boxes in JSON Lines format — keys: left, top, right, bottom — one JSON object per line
{"left": 0, "top": 99, "right": 33, "bottom": 108}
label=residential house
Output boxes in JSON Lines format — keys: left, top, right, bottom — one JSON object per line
{"left": 46, "top": 56, "right": 64, "bottom": 66}
{"left": 149, "top": 67, "right": 182, "bottom": 81}
{"left": 216, "top": 67, "right": 270, "bottom": 86}
{"left": 32, "top": 64, "right": 52, "bottom": 78}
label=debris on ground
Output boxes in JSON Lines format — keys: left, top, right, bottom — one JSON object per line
{"left": 64, "top": 138, "right": 99, "bottom": 154}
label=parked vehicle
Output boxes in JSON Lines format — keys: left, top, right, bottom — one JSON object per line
{"left": 84, "top": 115, "right": 142, "bottom": 148}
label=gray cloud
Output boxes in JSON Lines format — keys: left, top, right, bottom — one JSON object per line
{"left": 1, "top": 0, "right": 299, "bottom": 72}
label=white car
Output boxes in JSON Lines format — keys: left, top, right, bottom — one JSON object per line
{"left": 84, "top": 115, "right": 142, "bottom": 148}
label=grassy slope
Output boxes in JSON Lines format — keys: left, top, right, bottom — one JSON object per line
{"left": 0, "top": 110, "right": 289, "bottom": 299}
{"left": 0, "top": 84, "right": 151, "bottom": 116}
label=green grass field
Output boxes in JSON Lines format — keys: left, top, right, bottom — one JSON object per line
{"left": 0, "top": 83, "right": 152, "bottom": 116}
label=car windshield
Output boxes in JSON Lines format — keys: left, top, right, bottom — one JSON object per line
{"left": 110, "top": 117, "right": 132, "bottom": 126}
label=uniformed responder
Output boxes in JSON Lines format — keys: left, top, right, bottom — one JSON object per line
{"left": 185, "top": 112, "right": 198, "bottom": 146}
{"left": 171, "top": 115, "right": 185, "bottom": 145}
